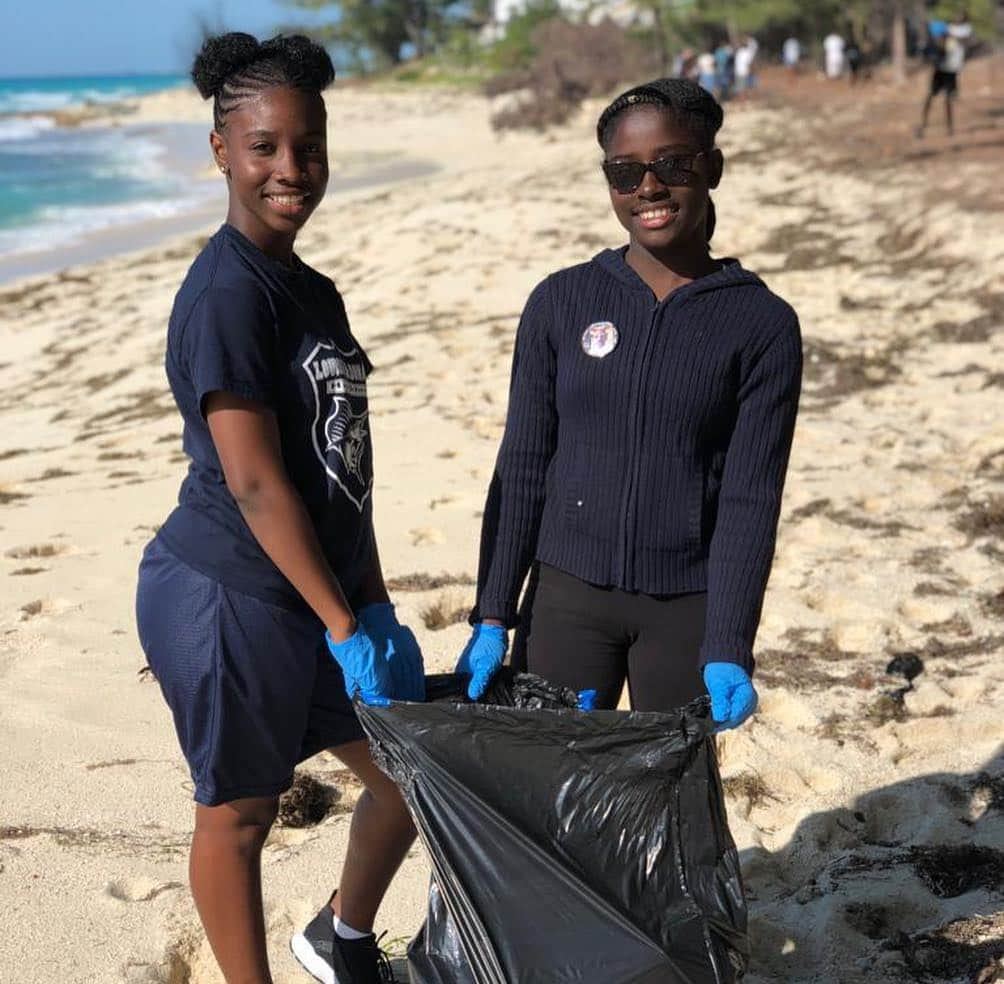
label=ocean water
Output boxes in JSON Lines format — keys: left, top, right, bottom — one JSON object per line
{"left": 0, "top": 74, "right": 187, "bottom": 115}
{"left": 0, "top": 74, "right": 215, "bottom": 262}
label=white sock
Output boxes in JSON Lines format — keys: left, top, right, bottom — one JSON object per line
{"left": 332, "top": 913, "right": 369, "bottom": 940}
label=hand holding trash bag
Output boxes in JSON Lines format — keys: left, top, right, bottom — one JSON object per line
{"left": 357, "top": 602, "right": 426, "bottom": 702}
{"left": 325, "top": 624, "right": 392, "bottom": 706}
{"left": 703, "top": 662, "right": 758, "bottom": 730}
{"left": 455, "top": 622, "right": 507, "bottom": 699}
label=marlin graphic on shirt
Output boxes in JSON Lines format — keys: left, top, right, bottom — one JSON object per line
{"left": 302, "top": 339, "right": 373, "bottom": 512}
{"left": 324, "top": 398, "right": 369, "bottom": 482}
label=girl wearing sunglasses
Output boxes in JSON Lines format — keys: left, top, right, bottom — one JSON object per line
{"left": 458, "top": 78, "right": 802, "bottom": 730}
{"left": 135, "top": 32, "right": 422, "bottom": 984}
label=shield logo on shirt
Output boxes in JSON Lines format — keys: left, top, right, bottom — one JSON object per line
{"left": 302, "top": 339, "right": 373, "bottom": 512}
{"left": 581, "top": 321, "right": 619, "bottom": 358}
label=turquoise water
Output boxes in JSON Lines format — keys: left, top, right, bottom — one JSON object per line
{"left": 0, "top": 74, "right": 187, "bottom": 115}
{"left": 0, "top": 74, "right": 207, "bottom": 259}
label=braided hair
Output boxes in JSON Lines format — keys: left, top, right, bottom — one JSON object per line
{"left": 192, "top": 33, "right": 335, "bottom": 131}
{"left": 597, "top": 78, "right": 723, "bottom": 241}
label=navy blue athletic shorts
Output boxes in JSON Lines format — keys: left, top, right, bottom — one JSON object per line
{"left": 136, "top": 536, "right": 364, "bottom": 806}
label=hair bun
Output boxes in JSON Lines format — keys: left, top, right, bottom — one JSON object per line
{"left": 191, "top": 32, "right": 261, "bottom": 100}
{"left": 260, "top": 34, "right": 336, "bottom": 90}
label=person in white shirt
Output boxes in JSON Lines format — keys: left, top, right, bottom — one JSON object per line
{"left": 734, "top": 38, "right": 756, "bottom": 95}
{"left": 783, "top": 37, "right": 801, "bottom": 71}
{"left": 823, "top": 32, "right": 845, "bottom": 79}
{"left": 697, "top": 50, "right": 717, "bottom": 93}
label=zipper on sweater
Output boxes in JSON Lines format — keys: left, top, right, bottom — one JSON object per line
{"left": 619, "top": 300, "right": 663, "bottom": 587}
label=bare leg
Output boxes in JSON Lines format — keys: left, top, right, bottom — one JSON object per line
{"left": 329, "top": 739, "right": 417, "bottom": 931}
{"left": 917, "top": 92, "right": 935, "bottom": 135}
{"left": 190, "top": 796, "right": 279, "bottom": 984}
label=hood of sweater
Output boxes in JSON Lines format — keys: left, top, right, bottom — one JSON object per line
{"left": 594, "top": 246, "right": 764, "bottom": 302}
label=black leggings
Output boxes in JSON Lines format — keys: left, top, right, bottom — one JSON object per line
{"left": 515, "top": 564, "right": 707, "bottom": 712}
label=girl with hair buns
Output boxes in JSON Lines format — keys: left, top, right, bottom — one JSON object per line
{"left": 136, "top": 32, "right": 421, "bottom": 984}
{"left": 457, "top": 79, "right": 802, "bottom": 732}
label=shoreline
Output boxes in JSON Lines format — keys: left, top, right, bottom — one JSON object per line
{"left": 0, "top": 153, "right": 441, "bottom": 286}
{"left": 0, "top": 104, "right": 441, "bottom": 285}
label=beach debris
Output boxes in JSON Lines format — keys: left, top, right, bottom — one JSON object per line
{"left": 919, "top": 613, "right": 972, "bottom": 637}
{"left": 787, "top": 494, "right": 917, "bottom": 534}
{"left": 5, "top": 541, "right": 70, "bottom": 559}
{"left": 419, "top": 595, "right": 470, "bottom": 630}
{"left": 276, "top": 772, "right": 339, "bottom": 828}
{"left": 896, "top": 912, "right": 1004, "bottom": 982}
{"left": 0, "top": 487, "right": 29, "bottom": 505}
{"left": 908, "top": 844, "right": 1004, "bottom": 898}
{"left": 970, "top": 772, "right": 1004, "bottom": 814}
{"left": 953, "top": 493, "right": 1004, "bottom": 542}
{"left": 931, "top": 287, "right": 1004, "bottom": 344}
{"left": 386, "top": 571, "right": 475, "bottom": 592}
{"left": 722, "top": 771, "right": 778, "bottom": 819}
{"left": 982, "top": 590, "right": 1004, "bottom": 619}
{"left": 843, "top": 901, "right": 890, "bottom": 939}
{"left": 798, "top": 336, "right": 907, "bottom": 405}
{"left": 865, "top": 689, "right": 909, "bottom": 726}
{"left": 867, "top": 650, "right": 929, "bottom": 723}
{"left": 756, "top": 626, "right": 854, "bottom": 692}
{"left": 919, "top": 634, "right": 1004, "bottom": 660}
{"left": 886, "top": 653, "right": 924, "bottom": 682}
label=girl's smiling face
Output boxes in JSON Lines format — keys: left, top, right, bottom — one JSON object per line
{"left": 604, "top": 107, "right": 722, "bottom": 257}
{"left": 211, "top": 85, "right": 329, "bottom": 260}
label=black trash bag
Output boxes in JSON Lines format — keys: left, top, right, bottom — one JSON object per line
{"left": 357, "top": 672, "right": 748, "bottom": 984}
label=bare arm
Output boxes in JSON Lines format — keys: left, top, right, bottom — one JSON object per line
{"left": 205, "top": 391, "right": 356, "bottom": 642}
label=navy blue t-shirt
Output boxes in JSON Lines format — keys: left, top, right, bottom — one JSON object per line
{"left": 157, "top": 223, "right": 375, "bottom": 610}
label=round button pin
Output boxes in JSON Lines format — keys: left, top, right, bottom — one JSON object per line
{"left": 581, "top": 321, "right": 619, "bottom": 359}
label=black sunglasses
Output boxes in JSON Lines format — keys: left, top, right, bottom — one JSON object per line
{"left": 601, "top": 153, "right": 703, "bottom": 194}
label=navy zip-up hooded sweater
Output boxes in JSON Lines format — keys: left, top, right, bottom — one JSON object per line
{"left": 471, "top": 247, "right": 802, "bottom": 673}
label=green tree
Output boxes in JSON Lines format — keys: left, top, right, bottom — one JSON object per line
{"left": 282, "top": 0, "right": 479, "bottom": 69}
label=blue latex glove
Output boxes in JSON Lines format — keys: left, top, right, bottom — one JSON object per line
{"left": 325, "top": 625, "right": 391, "bottom": 707}
{"left": 703, "top": 662, "right": 758, "bottom": 730}
{"left": 357, "top": 602, "right": 426, "bottom": 702}
{"left": 455, "top": 623, "right": 508, "bottom": 700}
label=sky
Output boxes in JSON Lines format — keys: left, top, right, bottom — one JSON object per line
{"left": 3, "top": 0, "right": 333, "bottom": 78}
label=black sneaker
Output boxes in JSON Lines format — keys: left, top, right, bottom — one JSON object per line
{"left": 291, "top": 894, "right": 395, "bottom": 984}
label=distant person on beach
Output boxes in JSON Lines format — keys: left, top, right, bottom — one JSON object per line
{"left": 696, "top": 50, "right": 717, "bottom": 94}
{"left": 456, "top": 79, "right": 801, "bottom": 734}
{"left": 845, "top": 30, "right": 863, "bottom": 83}
{"left": 733, "top": 36, "right": 757, "bottom": 97}
{"left": 135, "top": 32, "right": 422, "bottom": 984}
{"left": 916, "top": 11, "right": 972, "bottom": 137}
{"left": 714, "top": 40, "right": 735, "bottom": 97}
{"left": 923, "top": 18, "right": 949, "bottom": 62}
{"left": 674, "top": 47, "right": 699, "bottom": 82}
{"left": 823, "top": 31, "right": 845, "bottom": 78}
{"left": 782, "top": 36, "right": 802, "bottom": 72}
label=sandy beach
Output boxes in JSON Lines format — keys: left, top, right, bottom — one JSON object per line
{"left": 1, "top": 62, "right": 1002, "bottom": 983}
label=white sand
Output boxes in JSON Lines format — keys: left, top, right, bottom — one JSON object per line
{"left": 1, "top": 82, "right": 1001, "bottom": 983}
